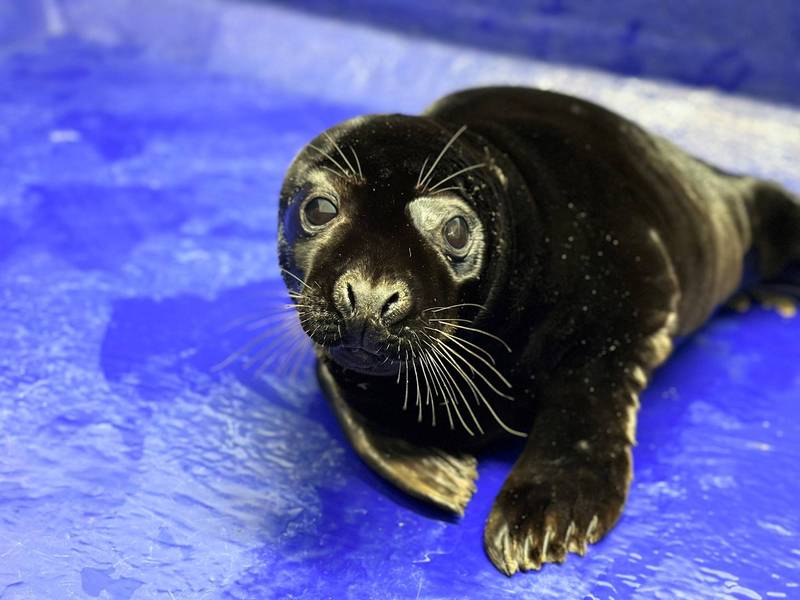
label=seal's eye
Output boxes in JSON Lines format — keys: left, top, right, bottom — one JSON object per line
{"left": 304, "top": 197, "right": 338, "bottom": 227}
{"left": 443, "top": 216, "right": 470, "bottom": 252}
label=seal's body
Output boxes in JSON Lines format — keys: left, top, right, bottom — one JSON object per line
{"left": 277, "top": 87, "right": 800, "bottom": 574}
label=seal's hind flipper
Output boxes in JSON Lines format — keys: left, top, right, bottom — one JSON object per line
{"left": 748, "top": 181, "right": 800, "bottom": 279}
{"left": 318, "top": 361, "right": 478, "bottom": 515}
{"left": 737, "top": 181, "right": 800, "bottom": 317}
{"left": 752, "top": 288, "right": 798, "bottom": 318}
{"left": 730, "top": 286, "right": 799, "bottom": 319}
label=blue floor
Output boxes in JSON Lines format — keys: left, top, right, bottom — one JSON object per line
{"left": 1, "top": 2, "right": 799, "bottom": 599}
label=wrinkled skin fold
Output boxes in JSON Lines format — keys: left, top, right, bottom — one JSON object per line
{"left": 276, "top": 87, "right": 800, "bottom": 575}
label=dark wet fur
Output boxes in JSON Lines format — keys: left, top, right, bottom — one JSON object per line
{"left": 277, "top": 87, "right": 800, "bottom": 574}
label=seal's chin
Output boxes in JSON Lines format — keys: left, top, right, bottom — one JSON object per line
{"left": 328, "top": 345, "right": 398, "bottom": 376}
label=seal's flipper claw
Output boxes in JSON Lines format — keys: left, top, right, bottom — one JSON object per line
{"left": 483, "top": 455, "right": 627, "bottom": 575}
{"left": 318, "top": 361, "right": 478, "bottom": 514}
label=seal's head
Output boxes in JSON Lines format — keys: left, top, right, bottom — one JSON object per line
{"left": 277, "top": 115, "right": 510, "bottom": 375}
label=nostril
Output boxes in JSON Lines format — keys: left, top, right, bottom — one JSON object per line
{"left": 346, "top": 282, "right": 356, "bottom": 310}
{"left": 381, "top": 292, "right": 400, "bottom": 318}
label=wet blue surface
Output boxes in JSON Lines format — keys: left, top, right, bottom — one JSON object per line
{"left": 1, "top": 2, "right": 799, "bottom": 599}
{"left": 274, "top": 0, "right": 800, "bottom": 106}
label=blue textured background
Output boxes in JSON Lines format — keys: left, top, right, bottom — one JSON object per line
{"left": 1, "top": 2, "right": 799, "bottom": 599}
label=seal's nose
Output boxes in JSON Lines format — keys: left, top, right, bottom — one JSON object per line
{"left": 334, "top": 271, "right": 412, "bottom": 326}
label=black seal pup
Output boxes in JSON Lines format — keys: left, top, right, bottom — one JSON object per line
{"left": 276, "top": 87, "right": 800, "bottom": 574}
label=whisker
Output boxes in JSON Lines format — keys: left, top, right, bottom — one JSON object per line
{"left": 287, "top": 342, "right": 313, "bottom": 380}
{"left": 418, "top": 124, "right": 467, "bottom": 192}
{"left": 350, "top": 146, "right": 363, "bottom": 179}
{"left": 424, "top": 326, "right": 496, "bottom": 365}
{"left": 268, "top": 332, "right": 310, "bottom": 376}
{"left": 428, "top": 186, "right": 463, "bottom": 196}
{"left": 259, "top": 287, "right": 300, "bottom": 297}
{"left": 419, "top": 340, "right": 455, "bottom": 431}
{"left": 428, "top": 162, "right": 486, "bottom": 193}
{"left": 430, "top": 319, "right": 512, "bottom": 352}
{"left": 433, "top": 333, "right": 513, "bottom": 396}
{"left": 409, "top": 345, "right": 423, "bottom": 422}
{"left": 308, "top": 142, "right": 349, "bottom": 178}
{"left": 419, "top": 351, "right": 437, "bottom": 427}
{"left": 425, "top": 338, "right": 483, "bottom": 435}
{"left": 244, "top": 322, "right": 296, "bottom": 340}
{"left": 423, "top": 348, "right": 449, "bottom": 428}
{"left": 413, "top": 333, "right": 434, "bottom": 410}
{"left": 323, "top": 132, "right": 357, "bottom": 178}
{"left": 244, "top": 312, "right": 302, "bottom": 331}
{"left": 213, "top": 328, "right": 281, "bottom": 372}
{"left": 281, "top": 268, "right": 315, "bottom": 292}
{"left": 260, "top": 339, "right": 298, "bottom": 377}
{"left": 425, "top": 338, "right": 478, "bottom": 436}
{"left": 416, "top": 155, "right": 430, "bottom": 189}
{"left": 321, "top": 165, "right": 348, "bottom": 180}
{"left": 245, "top": 327, "right": 303, "bottom": 371}
{"left": 424, "top": 303, "right": 486, "bottom": 313}
{"left": 403, "top": 349, "right": 410, "bottom": 410}
{"left": 221, "top": 310, "right": 290, "bottom": 333}
{"left": 434, "top": 338, "right": 525, "bottom": 437}
{"left": 422, "top": 335, "right": 473, "bottom": 402}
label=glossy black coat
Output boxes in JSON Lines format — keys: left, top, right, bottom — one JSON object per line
{"left": 277, "top": 87, "right": 800, "bottom": 574}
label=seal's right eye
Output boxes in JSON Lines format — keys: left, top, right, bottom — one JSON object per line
{"left": 304, "top": 197, "right": 338, "bottom": 228}
{"left": 443, "top": 215, "right": 470, "bottom": 252}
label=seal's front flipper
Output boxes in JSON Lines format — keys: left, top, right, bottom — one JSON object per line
{"left": 483, "top": 380, "right": 635, "bottom": 574}
{"left": 317, "top": 361, "right": 478, "bottom": 515}
{"left": 483, "top": 322, "right": 675, "bottom": 575}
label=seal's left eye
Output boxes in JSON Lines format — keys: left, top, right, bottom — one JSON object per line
{"left": 443, "top": 216, "right": 470, "bottom": 251}
{"left": 304, "top": 197, "right": 338, "bottom": 227}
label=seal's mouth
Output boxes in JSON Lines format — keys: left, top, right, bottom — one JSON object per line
{"left": 329, "top": 344, "right": 397, "bottom": 375}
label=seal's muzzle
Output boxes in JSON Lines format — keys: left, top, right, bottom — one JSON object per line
{"left": 332, "top": 268, "right": 412, "bottom": 355}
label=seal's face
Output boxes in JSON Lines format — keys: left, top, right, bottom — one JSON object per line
{"left": 278, "top": 116, "right": 500, "bottom": 375}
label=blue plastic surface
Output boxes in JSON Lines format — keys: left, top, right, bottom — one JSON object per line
{"left": 1, "top": 2, "right": 799, "bottom": 599}
{"left": 272, "top": 0, "right": 800, "bottom": 106}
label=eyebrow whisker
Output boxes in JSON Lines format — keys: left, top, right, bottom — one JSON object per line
{"left": 427, "top": 186, "right": 463, "bottom": 196}
{"left": 418, "top": 124, "right": 468, "bottom": 192}
{"left": 428, "top": 163, "right": 486, "bottom": 193}
{"left": 350, "top": 146, "right": 363, "bottom": 179}
{"left": 416, "top": 155, "right": 430, "bottom": 189}
{"left": 323, "top": 132, "right": 358, "bottom": 178}
{"left": 321, "top": 165, "right": 347, "bottom": 179}
{"left": 308, "top": 143, "right": 350, "bottom": 178}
